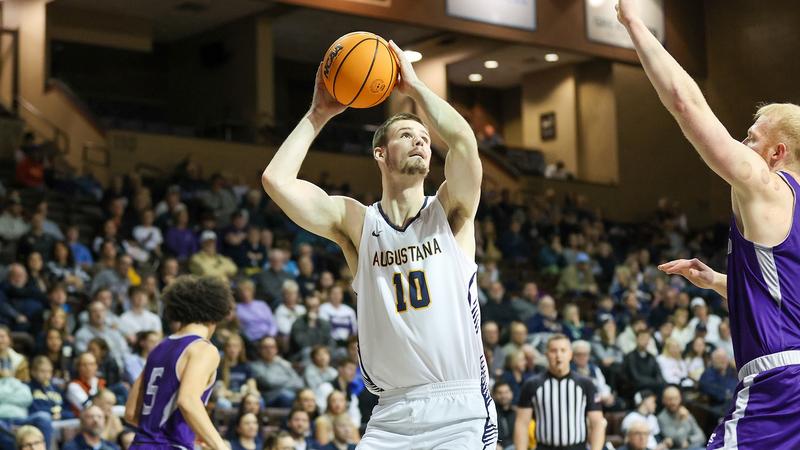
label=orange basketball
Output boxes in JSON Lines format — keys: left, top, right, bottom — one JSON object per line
{"left": 322, "top": 31, "right": 398, "bottom": 109}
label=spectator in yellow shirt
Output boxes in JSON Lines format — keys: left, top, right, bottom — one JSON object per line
{"left": 189, "top": 230, "right": 237, "bottom": 281}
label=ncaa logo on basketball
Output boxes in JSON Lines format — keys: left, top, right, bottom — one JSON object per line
{"left": 323, "top": 44, "right": 343, "bottom": 79}
{"left": 370, "top": 79, "right": 386, "bottom": 94}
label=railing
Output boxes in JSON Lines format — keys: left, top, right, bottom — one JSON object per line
{"left": 490, "top": 145, "right": 546, "bottom": 177}
{"left": 46, "top": 79, "right": 106, "bottom": 137}
{"left": 17, "top": 96, "right": 70, "bottom": 154}
{"left": 478, "top": 145, "right": 523, "bottom": 179}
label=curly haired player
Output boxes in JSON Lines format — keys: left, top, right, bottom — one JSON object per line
{"left": 125, "top": 275, "right": 232, "bottom": 450}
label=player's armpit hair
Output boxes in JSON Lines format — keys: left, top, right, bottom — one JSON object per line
{"left": 163, "top": 275, "right": 233, "bottom": 325}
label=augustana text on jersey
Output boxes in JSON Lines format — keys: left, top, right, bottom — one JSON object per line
{"left": 372, "top": 238, "right": 443, "bottom": 267}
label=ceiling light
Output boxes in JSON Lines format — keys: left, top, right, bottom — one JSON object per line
{"left": 544, "top": 53, "right": 559, "bottom": 62}
{"left": 468, "top": 73, "right": 483, "bottom": 82}
{"left": 484, "top": 60, "right": 499, "bottom": 69}
{"left": 404, "top": 50, "right": 422, "bottom": 63}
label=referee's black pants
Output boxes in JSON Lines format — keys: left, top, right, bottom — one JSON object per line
{"left": 536, "top": 444, "right": 587, "bottom": 450}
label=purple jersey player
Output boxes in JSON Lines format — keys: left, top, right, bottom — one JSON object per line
{"left": 125, "top": 275, "right": 232, "bottom": 450}
{"left": 616, "top": 1, "right": 800, "bottom": 448}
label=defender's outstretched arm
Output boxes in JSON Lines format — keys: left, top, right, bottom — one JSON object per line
{"left": 617, "top": 0, "right": 775, "bottom": 198}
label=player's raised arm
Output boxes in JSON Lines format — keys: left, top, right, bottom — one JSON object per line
{"left": 617, "top": 0, "right": 777, "bottom": 198}
{"left": 388, "top": 40, "right": 482, "bottom": 217}
{"left": 261, "top": 63, "right": 364, "bottom": 245}
{"left": 177, "top": 341, "right": 227, "bottom": 450}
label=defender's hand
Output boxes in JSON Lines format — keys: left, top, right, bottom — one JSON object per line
{"left": 616, "top": 0, "right": 641, "bottom": 27}
{"left": 388, "top": 40, "right": 421, "bottom": 96}
{"left": 658, "top": 258, "right": 716, "bottom": 290}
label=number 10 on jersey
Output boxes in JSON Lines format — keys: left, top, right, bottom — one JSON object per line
{"left": 392, "top": 270, "right": 431, "bottom": 312}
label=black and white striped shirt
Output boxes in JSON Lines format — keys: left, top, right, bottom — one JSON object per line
{"left": 518, "top": 370, "right": 601, "bottom": 447}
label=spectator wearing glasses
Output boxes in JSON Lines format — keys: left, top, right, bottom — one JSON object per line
{"left": 14, "top": 425, "right": 46, "bottom": 450}
{"left": 62, "top": 405, "right": 118, "bottom": 450}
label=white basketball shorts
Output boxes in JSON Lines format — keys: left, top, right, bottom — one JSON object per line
{"left": 357, "top": 379, "right": 498, "bottom": 450}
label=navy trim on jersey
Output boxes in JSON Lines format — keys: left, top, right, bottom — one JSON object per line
{"left": 467, "top": 272, "right": 480, "bottom": 334}
{"left": 468, "top": 271, "right": 498, "bottom": 448}
{"left": 480, "top": 354, "right": 499, "bottom": 448}
{"left": 356, "top": 335, "right": 384, "bottom": 394}
{"left": 375, "top": 197, "right": 429, "bottom": 232}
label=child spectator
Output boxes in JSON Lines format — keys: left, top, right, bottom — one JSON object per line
{"left": 28, "top": 356, "right": 73, "bottom": 421}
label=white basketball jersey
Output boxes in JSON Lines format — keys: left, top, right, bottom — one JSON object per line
{"left": 352, "top": 196, "right": 487, "bottom": 394}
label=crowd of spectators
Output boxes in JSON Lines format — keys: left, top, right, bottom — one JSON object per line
{"left": 1, "top": 133, "right": 734, "bottom": 450}
{"left": 475, "top": 189, "right": 731, "bottom": 448}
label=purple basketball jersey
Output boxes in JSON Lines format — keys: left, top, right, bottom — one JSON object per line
{"left": 131, "top": 334, "right": 215, "bottom": 450}
{"left": 727, "top": 171, "right": 800, "bottom": 367}
{"left": 713, "top": 171, "right": 800, "bottom": 449}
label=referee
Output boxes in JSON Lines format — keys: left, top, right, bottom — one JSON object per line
{"left": 514, "top": 334, "right": 606, "bottom": 450}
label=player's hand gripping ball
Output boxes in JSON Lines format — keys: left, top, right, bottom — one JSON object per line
{"left": 322, "top": 31, "right": 399, "bottom": 109}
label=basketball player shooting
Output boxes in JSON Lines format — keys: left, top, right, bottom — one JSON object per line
{"left": 617, "top": 0, "right": 800, "bottom": 448}
{"left": 261, "top": 40, "right": 498, "bottom": 449}
{"left": 124, "top": 275, "right": 233, "bottom": 450}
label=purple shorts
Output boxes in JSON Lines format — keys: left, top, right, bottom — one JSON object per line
{"left": 707, "top": 363, "right": 800, "bottom": 450}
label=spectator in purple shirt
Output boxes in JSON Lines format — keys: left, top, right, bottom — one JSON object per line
{"left": 164, "top": 208, "right": 198, "bottom": 261}
{"left": 236, "top": 279, "right": 277, "bottom": 343}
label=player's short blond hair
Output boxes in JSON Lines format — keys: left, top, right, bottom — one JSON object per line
{"left": 755, "top": 103, "right": 800, "bottom": 164}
